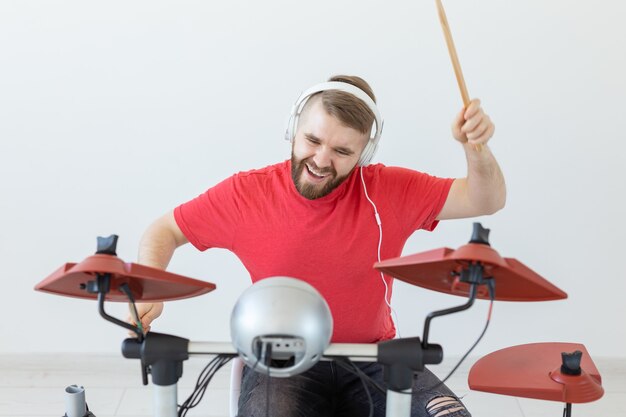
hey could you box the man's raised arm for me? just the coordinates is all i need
[437,98,506,220]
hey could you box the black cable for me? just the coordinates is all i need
[178,355,232,417]
[422,288,495,393]
[563,402,572,417]
[348,360,374,417]
[178,356,227,416]
[184,355,232,415]
[119,283,144,341]
[332,358,386,395]
[263,342,272,417]
[266,368,271,417]
[329,358,380,417]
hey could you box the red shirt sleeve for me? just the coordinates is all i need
[374,165,454,234]
[173,175,242,251]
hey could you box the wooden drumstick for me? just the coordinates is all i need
[436,0,483,152]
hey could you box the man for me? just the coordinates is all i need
[131,75,505,417]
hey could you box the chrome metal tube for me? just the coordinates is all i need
[386,389,412,417]
[153,384,178,417]
[187,341,377,362]
[64,385,86,417]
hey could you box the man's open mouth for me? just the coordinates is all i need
[305,163,329,179]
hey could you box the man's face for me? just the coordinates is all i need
[291,98,369,200]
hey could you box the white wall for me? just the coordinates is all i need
[1,0,624,360]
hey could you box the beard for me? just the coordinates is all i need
[291,154,351,200]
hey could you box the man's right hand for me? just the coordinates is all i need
[127,302,164,336]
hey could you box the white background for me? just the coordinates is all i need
[1,0,624,362]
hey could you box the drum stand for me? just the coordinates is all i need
[37,224,603,417]
[116,277,488,417]
[121,334,423,417]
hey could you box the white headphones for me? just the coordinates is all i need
[284,81,384,166]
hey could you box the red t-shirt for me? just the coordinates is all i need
[174,160,453,343]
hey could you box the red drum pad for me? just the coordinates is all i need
[469,343,603,403]
[374,244,567,302]
[35,254,216,302]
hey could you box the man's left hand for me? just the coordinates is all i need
[451,98,495,147]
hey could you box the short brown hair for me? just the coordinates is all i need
[304,75,376,135]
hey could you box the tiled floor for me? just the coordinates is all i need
[0,354,623,416]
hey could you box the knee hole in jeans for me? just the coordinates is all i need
[426,395,467,417]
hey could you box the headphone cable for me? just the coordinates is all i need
[360,166,402,338]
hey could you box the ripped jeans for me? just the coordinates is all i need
[238,361,471,417]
